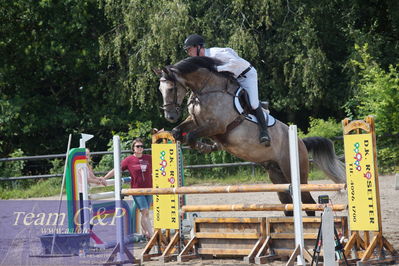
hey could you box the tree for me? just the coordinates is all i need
[0,0,111,157]
[347,44,399,171]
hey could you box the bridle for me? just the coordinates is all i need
[160,69,236,113]
[159,77,186,113]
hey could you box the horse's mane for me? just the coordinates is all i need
[173,56,221,73]
[164,56,235,80]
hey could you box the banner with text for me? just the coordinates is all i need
[344,133,379,231]
[152,144,179,229]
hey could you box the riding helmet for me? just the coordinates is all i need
[183,34,205,49]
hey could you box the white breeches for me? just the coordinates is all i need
[237,67,259,110]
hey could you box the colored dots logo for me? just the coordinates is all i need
[159,151,167,176]
[353,142,362,171]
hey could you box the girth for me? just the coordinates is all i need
[225,115,245,133]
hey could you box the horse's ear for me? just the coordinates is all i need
[161,67,169,75]
[169,67,179,74]
[152,68,162,76]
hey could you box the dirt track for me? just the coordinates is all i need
[0,175,398,265]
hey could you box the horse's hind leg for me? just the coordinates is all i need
[278,145,316,216]
[265,163,294,216]
[280,152,316,216]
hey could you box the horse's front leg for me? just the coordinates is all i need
[171,115,196,142]
[172,116,222,153]
[186,126,222,154]
[193,140,221,154]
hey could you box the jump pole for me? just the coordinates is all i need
[122,183,345,195]
[286,125,306,266]
[181,203,346,212]
[104,136,138,265]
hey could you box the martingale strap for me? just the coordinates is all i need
[225,115,245,133]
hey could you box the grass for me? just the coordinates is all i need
[0,178,62,199]
[184,168,270,186]
[0,175,131,200]
[1,168,329,199]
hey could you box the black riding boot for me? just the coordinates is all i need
[254,106,271,146]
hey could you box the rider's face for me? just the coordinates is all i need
[185,46,198,57]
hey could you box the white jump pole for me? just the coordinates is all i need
[81,168,91,234]
[113,135,125,262]
[79,133,94,236]
[288,125,306,265]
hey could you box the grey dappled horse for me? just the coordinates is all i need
[155,56,345,216]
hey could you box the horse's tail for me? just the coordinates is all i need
[302,137,346,183]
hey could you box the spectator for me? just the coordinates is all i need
[103,138,153,239]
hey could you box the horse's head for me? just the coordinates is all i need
[155,66,187,123]
[155,56,230,123]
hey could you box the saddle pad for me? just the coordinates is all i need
[234,87,276,127]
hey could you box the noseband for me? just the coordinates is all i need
[160,79,184,113]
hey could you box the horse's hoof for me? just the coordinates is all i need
[172,128,182,141]
[211,142,222,151]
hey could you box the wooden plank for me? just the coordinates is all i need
[255,255,282,264]
[195,232,260,239]
[161,230,179,257]
[177,254,199,262]
[269,232,318,239]
[194,217,263,223]
[342,119,370,134]
[122,183,345,196]
[178,236,198,258]
[303,248,313,263]
[182,203,346,212]
[286,245,300,266]
[361,235,379,261]
[158,254,177,263]
[273,248,315,257]
[255,236,271,258]
[243,237,265,264]
[382,236,398,254]
[140,229,162,261]
[267,216,345,223]
[198,248,252,256]
[260,217,266,238]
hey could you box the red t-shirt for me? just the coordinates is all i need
[121,154,152,188]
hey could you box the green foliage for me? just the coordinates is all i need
[94,120,153,173]
[347,44,399,172]
[0,178,61,199]
[182,148,244,179]
[0,149,29,191]
[99,0,190,109]
[0,0,118,157]
[49,159,64,175]
[299,117,343,154]
[300,117,342,139]
[0,149,25,179]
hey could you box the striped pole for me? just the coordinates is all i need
[121,183,345,196]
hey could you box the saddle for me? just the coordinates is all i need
[234,88,276,127]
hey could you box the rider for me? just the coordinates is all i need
[183,34,271,146]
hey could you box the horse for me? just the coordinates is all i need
[155,56,345,216]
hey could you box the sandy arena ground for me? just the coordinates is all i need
[0,175,398,265]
